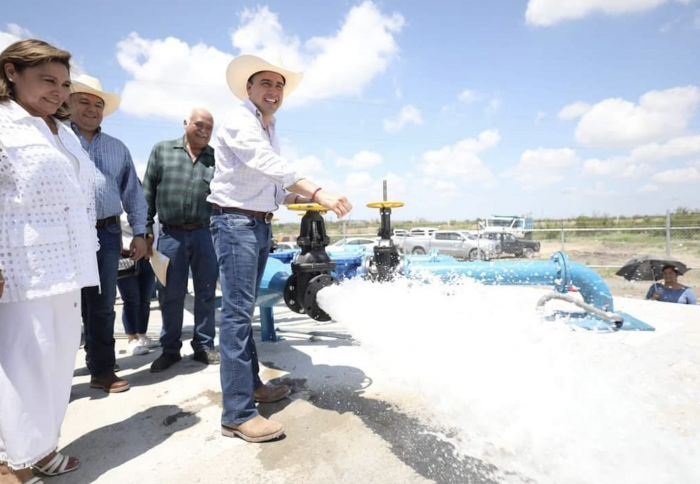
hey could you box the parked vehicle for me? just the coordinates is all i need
[275,234,297,245]
[409,227,439,237]
[478,215,534,239]
[479,232,540,258]
[393,229,409,237]
[397,230,501,260]
[331,237,379,250]
[276,242,296,251]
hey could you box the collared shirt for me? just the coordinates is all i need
[71,123,147,235]
[142,136,215,231]
[207,99,302,212]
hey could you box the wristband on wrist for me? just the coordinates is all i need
[293,195,300,204]
[311,187,322,203]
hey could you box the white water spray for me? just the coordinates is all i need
[317,277,700,484]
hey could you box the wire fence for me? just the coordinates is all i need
[321,214,700,269]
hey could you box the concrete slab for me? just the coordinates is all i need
[56,295,504,484]
[49,281,698,484]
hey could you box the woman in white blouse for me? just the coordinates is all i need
[0,40,100,483]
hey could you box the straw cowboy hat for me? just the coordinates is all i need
[226,55,303,102]
[70,74,121,116]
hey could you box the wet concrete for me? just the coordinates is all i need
[50,303,529,484]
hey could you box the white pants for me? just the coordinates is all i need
[0,290,81,470]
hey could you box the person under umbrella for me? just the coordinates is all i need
[646,264,696,305]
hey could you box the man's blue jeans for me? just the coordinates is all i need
[82,224,121,378]
[156,226,217,355]
[210,211,267,425]
[116,259,156,335]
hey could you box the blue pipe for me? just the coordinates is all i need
[258,249,652,338]
[403,251,614,312]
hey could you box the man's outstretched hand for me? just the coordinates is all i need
[314,190,353,218]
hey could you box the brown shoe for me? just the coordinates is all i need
[254,383,291,403]
[90,373,130,393]
[221,415,284,442]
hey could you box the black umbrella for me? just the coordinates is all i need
[615,255,689,282]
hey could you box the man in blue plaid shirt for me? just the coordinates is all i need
[69,74,148,394]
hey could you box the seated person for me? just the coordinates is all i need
[646,264,697,305]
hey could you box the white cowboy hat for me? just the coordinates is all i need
[70,74,121,116]
[226,55,303,102]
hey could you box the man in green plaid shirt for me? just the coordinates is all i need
[142,108,220,372]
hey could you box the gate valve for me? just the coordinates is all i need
[366,201,404,282]
[283,203,338,321]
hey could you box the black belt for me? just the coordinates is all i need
[212,204,274,223]
[163,223,209,231]
[95,216,119,228]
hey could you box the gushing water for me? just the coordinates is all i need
[317,276,700,484]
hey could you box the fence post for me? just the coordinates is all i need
[560,219,565,252]
[666,210,671,256]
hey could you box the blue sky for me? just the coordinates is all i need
[3,0,700,222]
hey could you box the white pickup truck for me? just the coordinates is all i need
[394,230,501,260]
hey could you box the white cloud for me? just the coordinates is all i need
[573,86,700,148]
[558,102,592,121]
[345,171,374,192]
[420,130,499,185]
[288,155,326,178]
[371,172,407,199]
[117,2,405,119]
[117,34,236,121]
[652,167,700,183]
[525,0,696,27]
[508,147,580,190]
[383,104,423,133]
[485,96,502,117]
[336,150,383,169]
[583,157,653,178]
[458,89,478,103]
[0,23,32,51]
[582,133,700,178]
[629,134,700,162]
[581,181,615,197]
[133,157,148,180]
[640,183,660,192]
[422,179,460,198]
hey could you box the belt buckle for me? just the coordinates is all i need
[264,212,274,224]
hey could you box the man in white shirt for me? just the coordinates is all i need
[207,55,352,443]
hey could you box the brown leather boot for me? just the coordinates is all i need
[90,373,130,393]
[253,383,290,403]
[221,415,284,442]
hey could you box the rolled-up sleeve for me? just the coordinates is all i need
[219,113,300,189]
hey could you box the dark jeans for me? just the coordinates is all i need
[156,226,218,355]
[210,210,267,425]
[117,258,156,335]
[82,224,121,378]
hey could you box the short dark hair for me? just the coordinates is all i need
[0,39,72,120]
[661,264,679,275]
[247,70,287,87]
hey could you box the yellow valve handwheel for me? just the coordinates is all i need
[288,203,327,213]
[367,201,405,209]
